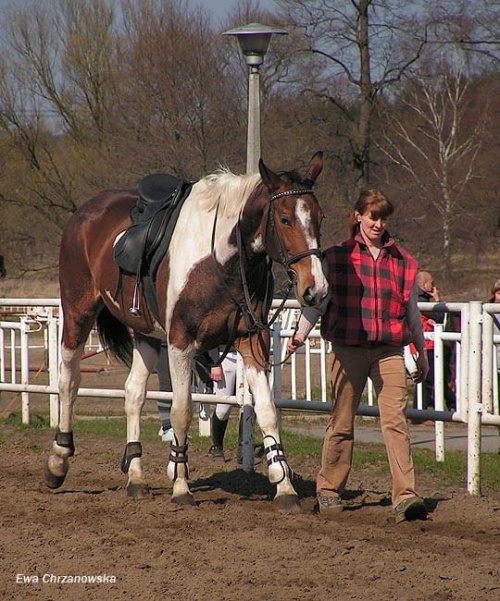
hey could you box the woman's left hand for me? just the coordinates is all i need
[414,353,430,384]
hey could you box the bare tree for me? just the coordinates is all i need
[274,0,428,197]
[424,0,500,69]
[380,68,487,278]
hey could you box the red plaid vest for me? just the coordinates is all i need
[320,234,418,347]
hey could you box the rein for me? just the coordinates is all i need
[210,187,322,369]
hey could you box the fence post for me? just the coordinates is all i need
[433,323,445,461]
[467,301,482,496]
[48,309,60,427]
[234,354,255,473]
[481,307,494,414]
[459,303,470,423]
[0,327,4,382]
[20,317,30,425]
[320,338,327,403]
[272,321,282,399]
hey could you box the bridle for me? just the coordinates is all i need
[210,186,323,368]
[266,188,323,276]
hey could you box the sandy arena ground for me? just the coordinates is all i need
[0,417,499,601]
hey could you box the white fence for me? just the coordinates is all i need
[1,298,499,495]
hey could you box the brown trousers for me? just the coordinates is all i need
[317,343,417,507]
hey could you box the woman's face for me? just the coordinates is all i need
[355,210,387,245]
[493,289,500,303]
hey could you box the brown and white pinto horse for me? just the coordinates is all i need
[45,152,328,511]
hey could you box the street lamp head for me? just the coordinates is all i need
[223,22,288,68]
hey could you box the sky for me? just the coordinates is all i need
[0,1,280,27]
[185,0,278,25]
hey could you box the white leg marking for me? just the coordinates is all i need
[167,346,194,496]
[124,340,157,487]
[46,343,84,484]
[295,200,328,302]
[244,366,297,496]
[58,343,84,434]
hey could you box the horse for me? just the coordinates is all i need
[44,151,328,512]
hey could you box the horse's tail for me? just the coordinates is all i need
[96,306,134,367]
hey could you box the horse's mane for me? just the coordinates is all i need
[194,169,262,219]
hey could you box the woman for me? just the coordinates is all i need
[287,187,429,523]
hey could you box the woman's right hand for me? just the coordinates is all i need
[211,365,223,382]
[287,332,306,354]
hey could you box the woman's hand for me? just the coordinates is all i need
[287,332,306,354]
[211,365,223,382]
[414,352,430,384]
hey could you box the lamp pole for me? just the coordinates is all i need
[223,23,287,174]
[222,23,288,472]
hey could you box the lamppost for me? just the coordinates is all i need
[223,22,288,174]
[222,23,288,473]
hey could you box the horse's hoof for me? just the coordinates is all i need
[274,494,302,513]
[43,464,66,489]
[171,493,197,507]
[126,483,150,499]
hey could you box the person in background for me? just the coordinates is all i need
[488,279,500,391]
[209,349,238,462]
[412,271,456,415]
[157,343,218,442]
[287,186,429,524]
[0,255,6,279]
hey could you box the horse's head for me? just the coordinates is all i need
[258,151,328,307]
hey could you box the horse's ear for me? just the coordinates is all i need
[259,158,284,192]
[304,151,323,186]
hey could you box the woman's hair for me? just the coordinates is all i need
[348,187,394,238]
[489,279,500,302]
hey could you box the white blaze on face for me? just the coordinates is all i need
[295,198,328,300]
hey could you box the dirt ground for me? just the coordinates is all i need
[1,420,499,601]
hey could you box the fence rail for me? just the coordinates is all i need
[1,298,499,496]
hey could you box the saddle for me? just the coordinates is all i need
[113,173,192,326]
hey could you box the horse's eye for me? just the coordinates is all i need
[279,216,291,226]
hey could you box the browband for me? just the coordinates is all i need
[269,189,314,202]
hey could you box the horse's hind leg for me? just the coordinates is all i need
[44,340,86,489]
[237,338,301,513]
[121,336,159,499]
[166,345,196,506]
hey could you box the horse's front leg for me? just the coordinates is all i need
[121,340,157,499]
[236,336,301,513]
[167,345,196,506]
[44,343,83,489]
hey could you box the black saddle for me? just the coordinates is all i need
[114,173,189,277]
[137,173,183,212]
[113,173,192,325]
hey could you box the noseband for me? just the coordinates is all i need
[267,188,323,274]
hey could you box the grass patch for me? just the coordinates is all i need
[2,412,49,429]
[2,413,499,491]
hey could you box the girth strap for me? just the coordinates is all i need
[121,441,143,474]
